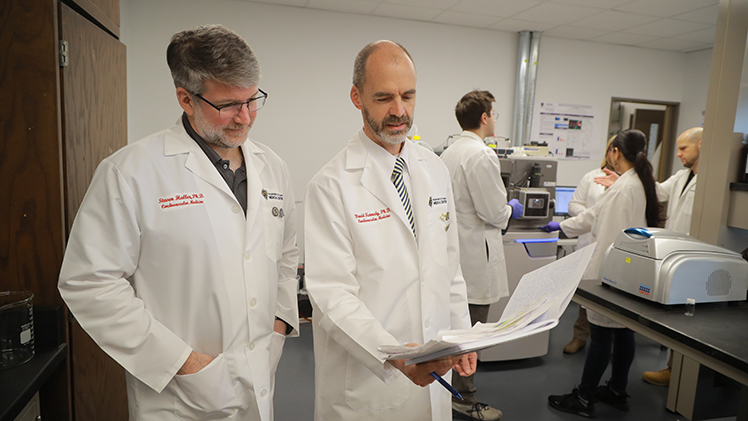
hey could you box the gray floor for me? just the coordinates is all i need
[274,302,735,420]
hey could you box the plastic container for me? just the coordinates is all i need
[0,291,35,369]
[684,298,695,317]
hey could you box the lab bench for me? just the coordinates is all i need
[574,280,748,421]
[0,344,67,421]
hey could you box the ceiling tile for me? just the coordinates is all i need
[550,0,635,9]
[384,0,462,9]
[543,25,608,40]
[489,18,559,32]
[624,18,711,37]
[449,0,541,18]
[306,0,379,14]
[511,2,605,24]
[591,31,658,45]
[672,4,719,24]
[431,10,503,27]
[673,27,716,44]
[372,2,444,20]
[568,10,659,31]
[637,37,706,52]
[614,0,719,18]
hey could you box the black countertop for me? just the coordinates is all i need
[575,280,748,377]
[0,343,67,421]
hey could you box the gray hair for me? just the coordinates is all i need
[352,40,414,90]
[167,25,260,94]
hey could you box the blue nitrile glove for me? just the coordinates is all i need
[508,198,523,220]
[538,221,561,233]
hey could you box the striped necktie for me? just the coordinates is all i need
[392,157,416,237]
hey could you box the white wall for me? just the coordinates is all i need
[529,37,694,186]
[121,0,714,255]
[122,0,517,203]
[673,48,713,172]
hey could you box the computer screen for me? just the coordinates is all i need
[554,186,576,216]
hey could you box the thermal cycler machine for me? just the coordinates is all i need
[599,228,748,305]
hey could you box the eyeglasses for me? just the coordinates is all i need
[491,109,500,120]
[193,88,268,119]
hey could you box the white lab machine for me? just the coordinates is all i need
[599,228,748,304]
[479,155,558,362]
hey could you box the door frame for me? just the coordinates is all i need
[609,97,680,181]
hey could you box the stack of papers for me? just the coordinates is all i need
[379,243,596,365]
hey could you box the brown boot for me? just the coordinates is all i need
[563,338,586,354]
[642,367,671,386]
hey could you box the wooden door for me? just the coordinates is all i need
[1,1,72,418]
[59,3,129,420]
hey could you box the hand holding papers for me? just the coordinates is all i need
[380,243,596,365]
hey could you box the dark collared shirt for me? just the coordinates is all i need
[181,115,292,334]
[182,113,247,215]
[681,170,695,196]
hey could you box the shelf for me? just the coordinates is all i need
[728,183,748,229]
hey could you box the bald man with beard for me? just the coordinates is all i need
[643,127,702,386]
[304,40,475,421]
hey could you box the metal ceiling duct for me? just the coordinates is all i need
[512,31,542,147]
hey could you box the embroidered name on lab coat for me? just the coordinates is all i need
[430,196,448,206]
[262,189,284,201]
[354,208,392,224]
[158,193,205,210]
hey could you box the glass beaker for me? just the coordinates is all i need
[0,291,35,369]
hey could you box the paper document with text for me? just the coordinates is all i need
[379,243,596,365]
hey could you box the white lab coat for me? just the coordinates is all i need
[304,130,471,421]
[560,169,647,328]
[657,169,696,234]
[568,169,606,249]
[58,123,299,421]
[440,131,511,304]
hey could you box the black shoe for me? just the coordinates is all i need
[548,388,596,418]
[452,401,503,420]
[596,382,629,411]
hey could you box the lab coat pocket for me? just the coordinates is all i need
[344,354,410,410]
[268,331,286,375]
[172,354,241,420]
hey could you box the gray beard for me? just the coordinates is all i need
[364,108,410,146]
[193,105,247,149]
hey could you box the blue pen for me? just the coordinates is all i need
[430,371,463,400]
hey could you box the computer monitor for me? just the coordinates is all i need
[554,186,576,217]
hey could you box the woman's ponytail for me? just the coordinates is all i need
[633,150,661,227]
[610,129,662,227]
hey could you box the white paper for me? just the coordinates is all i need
[380,243,596,363]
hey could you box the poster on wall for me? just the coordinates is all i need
[533,102,599,160]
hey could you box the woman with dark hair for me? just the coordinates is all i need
[540,129,661,417]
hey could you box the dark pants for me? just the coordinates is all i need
[578,323,636,400]
[451,304,490,404]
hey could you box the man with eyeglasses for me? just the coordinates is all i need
[59,25,299,421]
[439,90,522,420]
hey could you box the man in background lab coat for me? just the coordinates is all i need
[58,25,299,420]
[440,90,523,421]
[304,40,475,421]
[642,126,702,386]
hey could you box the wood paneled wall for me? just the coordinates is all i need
[60,4,129,419]
[0,0,66,306]
[1,0,127,419]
